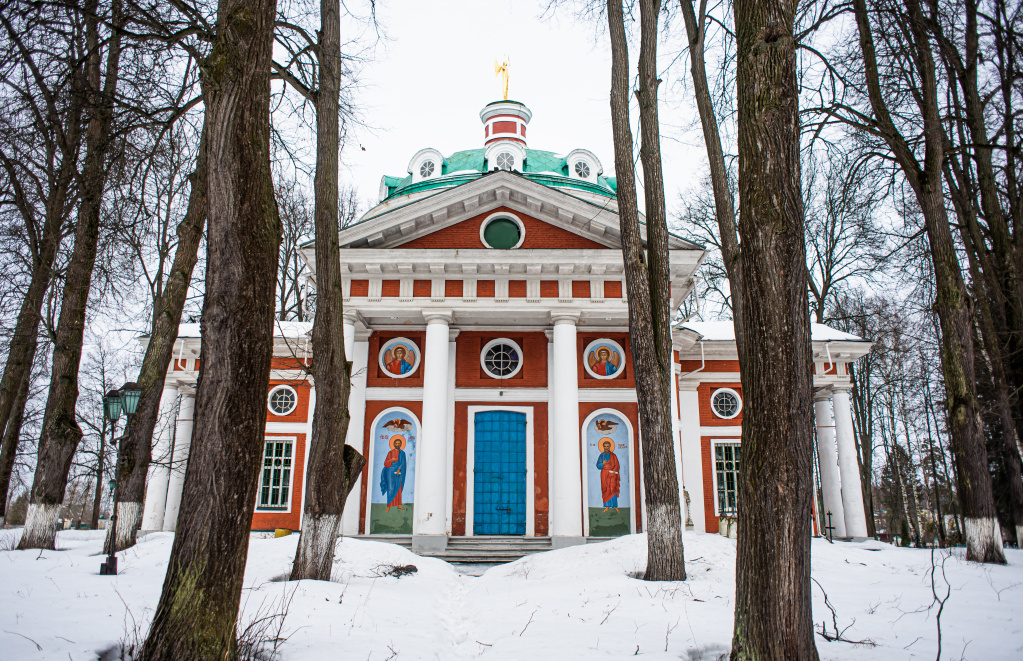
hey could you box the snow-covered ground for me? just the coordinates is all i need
[1,529,1021,660]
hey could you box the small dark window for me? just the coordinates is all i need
[419,160,435,178]
[711,389,741,419]
[483,342,520,378]
[574,161,591,178]
[483,218,521,249]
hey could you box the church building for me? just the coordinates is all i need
[139,100,873,551]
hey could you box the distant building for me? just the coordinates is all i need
[140,100,873,549]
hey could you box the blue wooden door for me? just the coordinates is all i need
[473,411,527,535]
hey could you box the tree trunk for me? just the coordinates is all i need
[290,0,363,581]
[138,0,281,653]
[678,0,744,347]
[113,125,208,551]
[19,0,124,551]
[0,368,31,526]
[730,0,818,657]
[606,0,686,582]
[851,0,1005,564]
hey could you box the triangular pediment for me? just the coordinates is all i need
[335,171,701,251]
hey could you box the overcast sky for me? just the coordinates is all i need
[336,0,708,214]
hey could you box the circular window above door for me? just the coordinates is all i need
[480,339,524,379]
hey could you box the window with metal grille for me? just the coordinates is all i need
[711,388,741,419]
[574,160,591,178]
[268,385,297,416]
[419,160,435,178]
[481,339,522,378]
[715,442,741,515]
[258,439,293,510]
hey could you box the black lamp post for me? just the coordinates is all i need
[100,382,142,576]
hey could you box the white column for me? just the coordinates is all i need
[413,311,452,551]
[815,392,847,538]
[678,382,705,532]
[341,330,369,536]
[141,387,179,530]
[550,312,583,544]
[343,317,356,358]
[834,386,868,537]
[162,392,195,531]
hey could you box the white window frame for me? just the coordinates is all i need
[710,387,742,420]
[465,405,535,537]
[711,439,742,516]
[479,211,526,250]
[582,338,627,380]
[480,338,525,379]
[256,435,297,511]
[378,337,421,379]
[267,385,298,416]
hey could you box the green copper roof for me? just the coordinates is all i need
[380,148,617,201]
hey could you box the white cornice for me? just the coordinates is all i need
[334,171,703,253]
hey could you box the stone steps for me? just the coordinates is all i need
[349,535,553,564]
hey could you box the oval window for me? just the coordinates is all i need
[482,217,522,249]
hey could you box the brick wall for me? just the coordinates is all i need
[697,382,743,426]
[395,206,608,250]
[455,331,548,388]
[367,332,427,388]
[265,380,311,424]
[577,333,635,389]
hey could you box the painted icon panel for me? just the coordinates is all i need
[585,411,631,537]
[379,337,420,378]
[369,408,418,534]
[583,339,625,379]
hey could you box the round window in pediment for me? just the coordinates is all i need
[574,160,591,178]
[419,160,435,178]
[496,152,515,171]
[481,215,524,250]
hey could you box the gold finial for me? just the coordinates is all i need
[494,57,510,100]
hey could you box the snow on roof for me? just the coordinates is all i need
[176,321,312,339]
[680,321,866,342]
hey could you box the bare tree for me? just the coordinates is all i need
[139,0,281,653]
[0,1,88,521]
[606,0,686,582]
[20,0,127,550]
[843,0,1005,563]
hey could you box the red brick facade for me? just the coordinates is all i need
[395,206,607,250]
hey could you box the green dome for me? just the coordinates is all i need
[380,148,617,202]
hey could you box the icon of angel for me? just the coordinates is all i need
[384,343,416,376]
[588,345,621,377]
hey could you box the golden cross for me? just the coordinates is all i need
[494,57,510,100]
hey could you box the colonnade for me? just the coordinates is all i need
[815,386,869,538]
